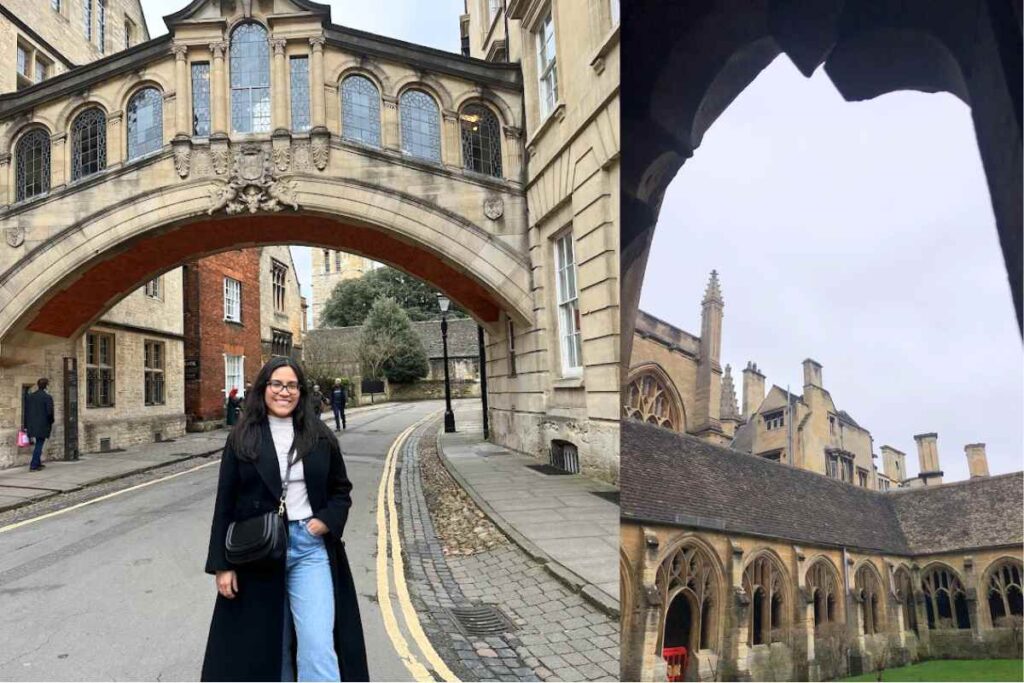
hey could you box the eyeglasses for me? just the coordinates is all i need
[268,380,300,394]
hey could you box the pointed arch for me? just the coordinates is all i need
[805,555,843,628]
[920,562,970,630]
[742,549,790,646]
[624,362,686,432]
[654,534,726,655]
[893,564,918,633]
[854,560,886,635]
[981,556,1023,628]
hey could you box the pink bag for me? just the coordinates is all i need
[17,430,31,448]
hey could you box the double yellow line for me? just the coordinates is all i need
[375,412,460,683]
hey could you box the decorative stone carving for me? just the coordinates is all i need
[207,144,299,215]
[310,132,329,171]
[291,140,312,171]
[172,139,192,178]
[483,197,504,220]
[5,226,25,248]
[211,148,231,176]
[272,146,291,172]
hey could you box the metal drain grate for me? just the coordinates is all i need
[527,464,574,476]
[445,604,515,636]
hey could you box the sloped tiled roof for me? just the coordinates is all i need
[622,421,1023,557]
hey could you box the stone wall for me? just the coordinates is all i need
[258,245,305,364]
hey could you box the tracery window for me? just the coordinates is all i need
[922,565,971,630]
[743,554,787,645]
[340,75,381,147]
[894,566,918,633]
[71,108,107,181]
[460,104,502,177]
[230,23,271,134]
[806,559,840,628]
[624,371,680,431]
[15,128,51,202]
[126,87,163,160]
[986,559,1023,626]
[855,564,884,635]
[657,543,719,652]
[399,89,441,162]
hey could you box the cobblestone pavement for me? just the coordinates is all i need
[398,420,620,682]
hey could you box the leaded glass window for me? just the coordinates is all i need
[399,89,441,162]
[289,56,310,132]
[191,62,211,136]
[230,23,270,134]
[15,128,51,202]
[71,108,107,181]
[127,88,163,160]
[460,104,502,177]
[341,75,381,146]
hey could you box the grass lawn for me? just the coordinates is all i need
[842,659,1024,681]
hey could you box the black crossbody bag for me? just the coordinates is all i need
[224,443,298,565]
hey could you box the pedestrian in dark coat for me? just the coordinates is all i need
[330,380,347,432]
[24,378,54,471]
[225,387,241,426]
[202,357,368,682]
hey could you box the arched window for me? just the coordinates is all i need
[15,128,50,202]
[922,565,970,630]
[230,23,270,133]
[624,370,682,431]
[855,564,885,635]
[460,104,502,177]
[126,87,163,159]
[894,566,918,633]
[399,89,441,162]
[340,75,381,147]
[743,554,787,645]
[657,542,720,652]
[71,107,107,181]
[986,559,1023,626]
[806,559,841,629]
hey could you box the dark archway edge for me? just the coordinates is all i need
[23,212,503,339]
[621,0,1023,371]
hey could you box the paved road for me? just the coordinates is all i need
[0,400,445,682]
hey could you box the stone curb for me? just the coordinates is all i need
[432,429,621,619]
[0,402,394,515]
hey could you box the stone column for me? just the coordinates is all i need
[172,43,190,137]
[442,110,459,167]
[51,133,66,188]
[0,152,10,205]
[209,42,228,136]
[309,37,326,129]
[382,95,400,151]
[963,557,984,640]
[270,38,288,133]
[107,112,123,165]
[502,125,523,183]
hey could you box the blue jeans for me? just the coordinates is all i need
[30,437,45,469]
[281,519,340,682]
[332,405,345,430]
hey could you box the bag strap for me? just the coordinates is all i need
[277,441,298,518]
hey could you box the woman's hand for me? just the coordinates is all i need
[306,518,330,537]
[215,570,238,599]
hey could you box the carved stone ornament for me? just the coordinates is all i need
[173,142,191,178]
[310,135,329,171]
[211,148,231,176]
[483,197,504,220]
[5,226,25,248]
[208,145,299,215]
[272,146,291,173]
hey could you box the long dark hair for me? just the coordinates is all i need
[228,356,327,462]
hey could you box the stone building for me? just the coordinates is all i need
[463,0,621,480]
[621,422,1024,681]
[309,247,376,327]
[258,244,304,364]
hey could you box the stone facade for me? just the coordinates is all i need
[467,0,621,482]
[0,0,149,94]
[182,249,263,430]
[621,421,1024,682]
[258,244,304,364]
[309,247,376,327]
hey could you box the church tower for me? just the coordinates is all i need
[310,249,377,327]
[693,270,727,443]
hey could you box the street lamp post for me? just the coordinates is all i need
[437,294,456,433]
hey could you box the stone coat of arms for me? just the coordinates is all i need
[208,145,299,215]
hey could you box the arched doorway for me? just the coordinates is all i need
[664,591,696,651]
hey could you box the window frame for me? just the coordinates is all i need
[223,276,242,323]
[224,354,245,399]
[85,331,115,408]
[143,339,165,406]
[535,10,558,119]
[460,103,503,178]
[15,127,51,203]
[97,0,106,53]
[271,259,288,312]
[340,74,382,147]
[70,107,107,182]
[191,61,212,136]
[144,277,161,299]
[126,87,164,160]
[506,317,517,378]
[399,89,442,163]
[229,22,271,134]
[553,230,582,377]
[289,55,311,133]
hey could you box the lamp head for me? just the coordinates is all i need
[436,293,451,314]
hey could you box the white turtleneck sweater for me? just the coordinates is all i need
[267,414,313,521]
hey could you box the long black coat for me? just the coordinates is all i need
[24,389,54,439]
[201,422,368,682]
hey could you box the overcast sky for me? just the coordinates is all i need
[141,0,464,319]
[639,56,1023,483]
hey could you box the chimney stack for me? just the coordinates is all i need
[965,443,989,478]
[880,445,907,483]
[802,358,823,388]
[742,361,765,420]
[914,433,944,485]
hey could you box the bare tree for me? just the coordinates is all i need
[814,623,855,680]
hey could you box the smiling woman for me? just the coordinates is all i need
[201,356,367,682]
